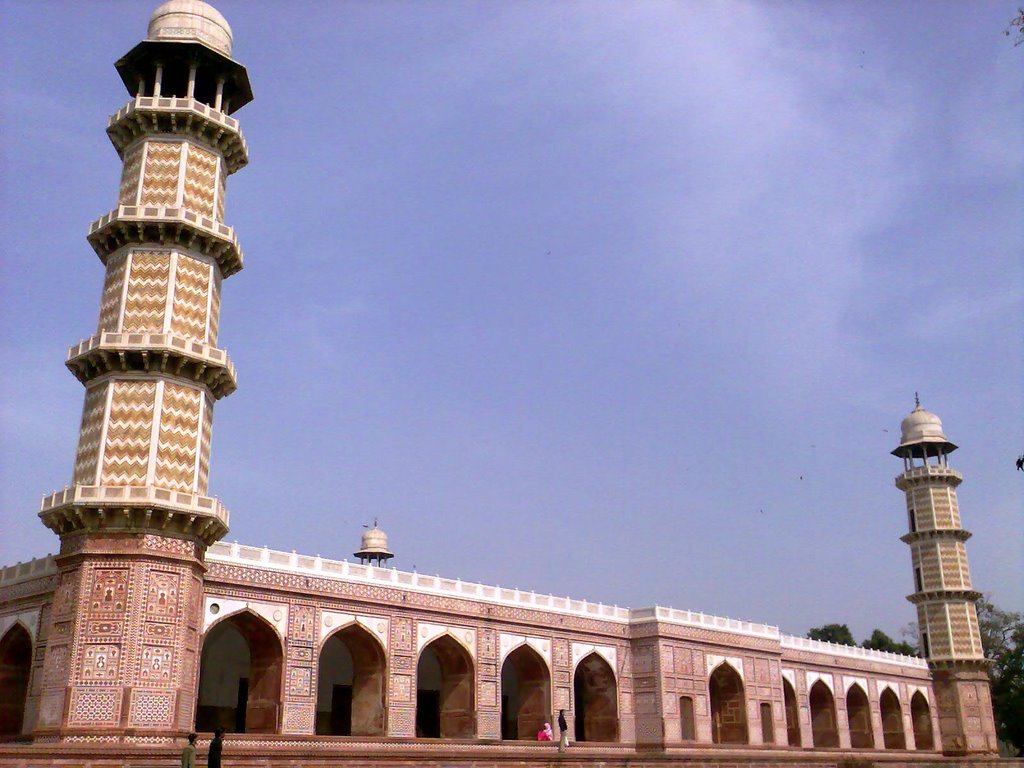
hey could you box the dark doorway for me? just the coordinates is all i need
[880,688,905,749]
[500,645,551,740]
[783,678,801,747]
[573,653,618,742]
[709,663,747,744]
[809,681,839,748]
[316,625,386,736]
[846,684,873,749]
[416,635,475,738]
[679,696,696,741]
[0,624,31,736]
[910,692,934,750]
[196,612,283,734]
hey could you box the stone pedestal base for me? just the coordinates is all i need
[931,667,998,755]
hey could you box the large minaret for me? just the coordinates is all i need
[33,1,251,740]
[892,399,997,754]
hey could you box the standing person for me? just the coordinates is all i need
[208,727,225,768]
[181,733,197,768]
[557,709,569,752]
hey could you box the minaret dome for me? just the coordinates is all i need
[148,0,233,55]
[355,520,394,567]
[892,399,957,459]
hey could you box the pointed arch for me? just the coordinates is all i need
[416,634,475,738]
[783,677,801,746]
[196,609,283,733]
[0,624,32,735]
[316,623,386,735]
[500,644,551,740]
[809,680,839,748]
[846,683,873,749]
[573,652,618,742]
[910,692,934,751]
[709,661,747,744]
[880,687,905,749]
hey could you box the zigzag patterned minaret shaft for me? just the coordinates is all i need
[892,399,998,754]
[30,1,255,740]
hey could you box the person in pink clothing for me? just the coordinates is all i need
[537,722,554,741]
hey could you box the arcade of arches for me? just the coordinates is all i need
[573,653,618,742]
[416,635,475,738]
[500,645,550,740]
[316,625,386,736]
[196,612,283,734]
[809,681,839,748]
[0,624,32,736]
[709,663,747,745]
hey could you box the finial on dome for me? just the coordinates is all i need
[914,391,920,408]
[891,400,957,459]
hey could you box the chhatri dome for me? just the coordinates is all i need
[892,394,957,458]
[147,0,233,56]
[354,520,394,567]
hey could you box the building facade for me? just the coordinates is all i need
[0,1,1002,764]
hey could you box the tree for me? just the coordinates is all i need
[976,598,1024,755]
[862,628,917,656]
[807,624,856,646]
[1006,8,1024,47]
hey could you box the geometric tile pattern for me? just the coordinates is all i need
[197,392,214,494]
[139,141,182,208]
[72,383,108,486]
[122,251,170,334]
[154,382,202,493]
[100,380,156,486]
[207,268,223,344]
[170,254,211,342]
[96,252,128,333]
[118,143,145,206]
[183,144,218,219]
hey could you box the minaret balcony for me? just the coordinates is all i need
[88,204,243,277]
[894,463,963,489]
[108,96,248,174]
[39,484,229,545]
[66,332,237,398]
[900,528,972,545]
[906,588,982,605]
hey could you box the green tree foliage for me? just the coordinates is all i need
[976,598,1024,755]
[807,624,856,645]
[862,628,917,656]
[1006,8,1024,46]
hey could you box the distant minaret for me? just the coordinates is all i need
[33,0,251,740]
[892,398,997,754]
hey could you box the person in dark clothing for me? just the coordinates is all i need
[208,727,225,768]
[557,709,569,752]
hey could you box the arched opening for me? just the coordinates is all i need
[783,678,801,747]
[880,688,905,749]
[910,692,934,751]
[196,611,283,733]
[500,645,550,740]
[809,681,838,748]
[679,696,696,741]
[0,624,32,736]
[846,684,873,749]
[416,635,475,738]
[573,652,618,742]
[316,625,386,736]
[709,663,747,744]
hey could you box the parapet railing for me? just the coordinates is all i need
[0,556,57,586]
[207,541,632,623]
[110,95,243,137]
[40,485,229,527]
[780,633,927,668]
[631,605,780,640]
[89,204,237,244]
[67,332,236,379]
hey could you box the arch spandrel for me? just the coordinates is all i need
[706,655,744,682]
[877,680,900,702]
[203,598,287,641]
[571,642,616,677]
[843,675,868,695]
[499,632,551,671]
[417,622,476,659]
[805,670,834,694]
[0,610,41,644]
[320,611,389,652]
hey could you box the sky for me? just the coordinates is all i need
[1,1,1021,645]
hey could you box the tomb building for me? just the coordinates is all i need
[0,2,1003,765]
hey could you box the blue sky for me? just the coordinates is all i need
[1,1,1021,643]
